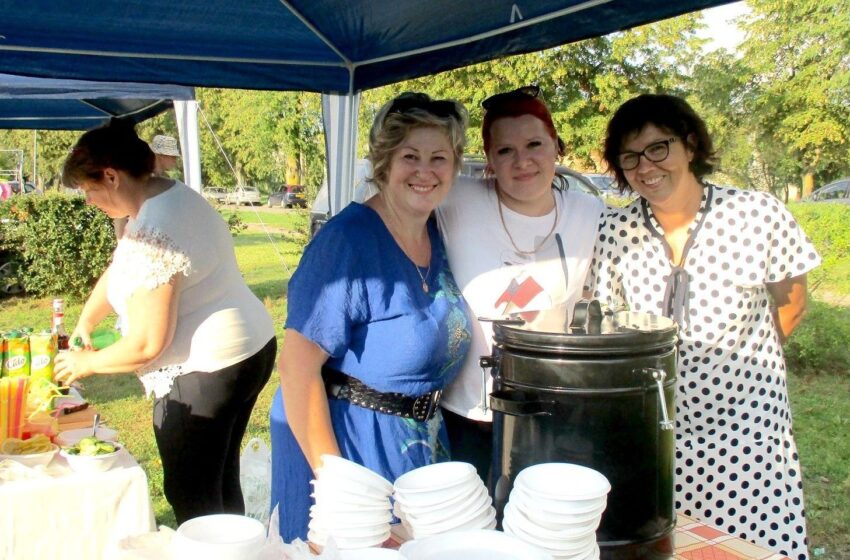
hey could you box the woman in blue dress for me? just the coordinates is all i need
[269,92,472,541]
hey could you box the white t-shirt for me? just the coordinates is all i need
[436,176,604,421]
[107,181,275,397]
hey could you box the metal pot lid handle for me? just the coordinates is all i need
[489,390,556,417]
[569,299,603,334]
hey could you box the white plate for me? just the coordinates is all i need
[399,529,553,560]
[515,463,610,501]
[339,549,404,559]
[0,443,58,468]
[320,455,394,494]
[394,462,476,494]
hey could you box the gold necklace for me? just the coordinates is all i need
[380,204,432,293]
[497,188,559,255]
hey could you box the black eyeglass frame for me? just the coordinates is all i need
[481,85,541,110]
[386,93,462,121]
[617,137,678,171]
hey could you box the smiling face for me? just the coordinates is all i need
[621,124,698,208]
[486,114,558,216]
[383,126,455,221]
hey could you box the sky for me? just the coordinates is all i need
[699,1,750,53]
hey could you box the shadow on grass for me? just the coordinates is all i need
[79,372,144,404]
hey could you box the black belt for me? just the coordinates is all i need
[322,366,442,422]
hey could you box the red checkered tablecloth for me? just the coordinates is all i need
[674,513,791,560]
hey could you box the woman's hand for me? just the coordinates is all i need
[69,324,94,350]
[54,350,97,385]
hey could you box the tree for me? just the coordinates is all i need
[741,0,850,193]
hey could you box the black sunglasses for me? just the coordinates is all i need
[617,137,677,171]
[387,93,461,120]
[481,85,541,110]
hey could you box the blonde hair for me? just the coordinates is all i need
[368,93,468,189]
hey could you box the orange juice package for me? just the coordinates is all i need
[0,376,30,442]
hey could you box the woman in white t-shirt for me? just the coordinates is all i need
[436,86,604,479]
[54,119,276,525]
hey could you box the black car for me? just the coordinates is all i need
[268,185,307,208]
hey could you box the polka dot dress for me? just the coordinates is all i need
[588,185,821,560]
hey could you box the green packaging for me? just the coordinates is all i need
[29,331,57,383]
[3,331,30,378]
[0,332,7,377]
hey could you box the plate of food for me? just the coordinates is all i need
[0,434,59,468]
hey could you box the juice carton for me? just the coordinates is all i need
[2,332,30,378]
[0,332,6,377]
[29,331,57,383]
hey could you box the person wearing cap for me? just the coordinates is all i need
[113,134,181,239]
[435,85,605,481]
[151,134,181,177]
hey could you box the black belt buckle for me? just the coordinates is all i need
[412,389,442,421]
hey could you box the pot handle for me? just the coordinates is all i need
[641,368,675,431]
[569,299,603,334]
[489,389,556,417]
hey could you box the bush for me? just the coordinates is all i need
[785,301,850,376]
[788,202,850,296]
[0,193,115,299]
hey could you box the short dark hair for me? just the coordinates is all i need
[603,94,716,192]
[62,118,155,188]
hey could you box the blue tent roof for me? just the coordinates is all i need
[0,73,195,130]
[0,0,734,94]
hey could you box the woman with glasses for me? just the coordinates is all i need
[436,85,604,480]
[269,92,472,541]
[588,93,819,560]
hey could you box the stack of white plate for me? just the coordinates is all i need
[502,463,610,560]
[308,455,394,549]
[393,462,496,539]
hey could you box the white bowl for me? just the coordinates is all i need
[510,487,607,517]
[515,463,610,502]
[403,484,492,528]
[394,462,476,494]
[55,426,118,447]
[308,517,390,539]
[411,506,496,538]
[312,478,392,504]
[504,502,598,541]
[339,549,404,559]
[59,444,123,473]
[399,529,553,560]
[502,514,596,553]
[309,527,391,549]
[311,505,393,527]
[320,455,394,494]
[0,443,59,468]
[172,514,265,560]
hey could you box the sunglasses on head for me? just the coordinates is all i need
[481,85,541,110]
[387,93,461,120]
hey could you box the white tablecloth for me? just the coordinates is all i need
[0,450,155,560]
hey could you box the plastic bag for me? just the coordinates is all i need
[240,437,272,526]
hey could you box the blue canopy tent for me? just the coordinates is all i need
[0,0,734,212]
[0,73,202,190]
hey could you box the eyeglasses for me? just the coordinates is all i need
[617,137,677,170]
[481,85,540,110]
[387,93,462,120]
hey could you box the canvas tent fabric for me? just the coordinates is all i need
[0,73,202,192]
[0,0,734,209]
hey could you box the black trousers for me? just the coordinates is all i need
[153,337,277,525]
[443,407,494,486]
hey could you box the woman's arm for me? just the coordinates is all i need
[278,328,341,472]
[71,266,115,347]
[766,274,808,343]
[54,274,181,383]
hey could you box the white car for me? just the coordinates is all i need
[224,187,261,206]
[202,186,227,203]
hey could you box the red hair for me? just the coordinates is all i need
[482,96,563,156]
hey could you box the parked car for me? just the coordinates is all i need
[202,186,227,203]
[224,186,261,206]
[268,185,308,208]
[807,178,850,204]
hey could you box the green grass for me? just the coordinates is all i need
[232,208,308,229]
[2,217,849,558]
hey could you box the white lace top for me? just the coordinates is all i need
[107,182,275,398]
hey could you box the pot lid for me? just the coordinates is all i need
[492,301,678,354]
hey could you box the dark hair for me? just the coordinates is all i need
[62,118,155,188]
[603,94,716,192]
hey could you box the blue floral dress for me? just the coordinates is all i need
[270,203,471,542]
